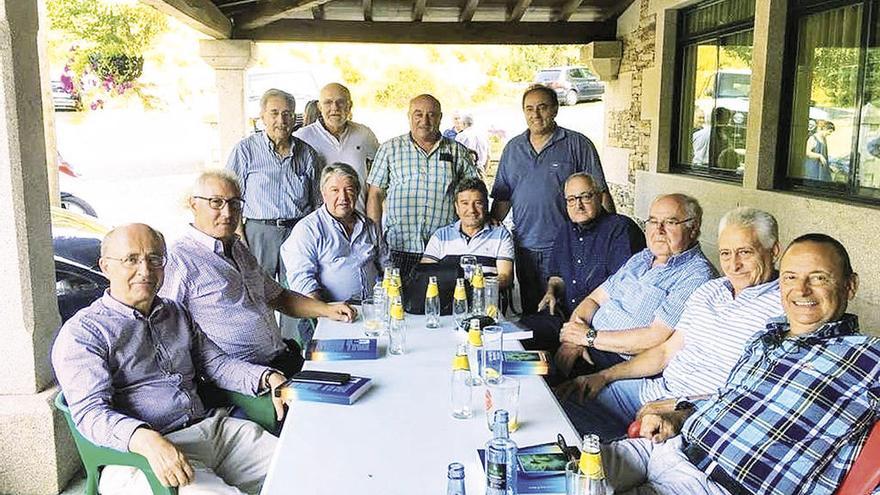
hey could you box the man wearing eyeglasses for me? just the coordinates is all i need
[52,223,285,494]
[160,171,356,377]
[520,172,644,354]
[490,84,615,315]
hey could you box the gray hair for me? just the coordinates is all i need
[461,113,474,127]
[563,172,603,192]
[320,162,361,195]
[184,170,241,208]
[718,207,779,250]
[260,88,296,113]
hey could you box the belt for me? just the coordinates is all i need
[683,442,751,495]
[247,218,299,228]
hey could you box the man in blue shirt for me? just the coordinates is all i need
[521,172,644,353]
[490,84,614,314]
[603,234,878,495]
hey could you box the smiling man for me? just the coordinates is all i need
[557,207,783,439]
[490,84,615,315]
[282,162,389,305]
[366,94,478,277]
[420,177,514,288]
[161,171,356,377]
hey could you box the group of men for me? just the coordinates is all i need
[49,79,879,495]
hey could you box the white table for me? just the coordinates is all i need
[261,315,578,494]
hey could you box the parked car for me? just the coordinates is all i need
[57,153,98,217]
[534,66,605,106]
[246,69,320,132]
[51,80,80,112]
[52,207,109,323]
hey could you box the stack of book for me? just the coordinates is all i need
[277,376,373,405]
[305,338,380,361]
[482,350,551,376]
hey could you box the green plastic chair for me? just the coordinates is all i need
[54,392,177,495]
[223,389,280,433]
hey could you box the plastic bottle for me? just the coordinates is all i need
[450,343,473,419]
[453,277,469,328]
[578,434,612,495]
[447,462,466,495]
[466,319,483,386]
[485,410,518,495]
[425,275,441,329]
[471,266,485,317]
[388,285,405,355]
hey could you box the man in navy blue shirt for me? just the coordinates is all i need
[490,85,614,314]
[521,172,643,354]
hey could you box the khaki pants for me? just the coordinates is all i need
[99,409,277,495]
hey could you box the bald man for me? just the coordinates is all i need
[52,224,285,494]
[294,83,380,212]
[366,94,479,276]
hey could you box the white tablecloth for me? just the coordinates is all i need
[260,315,577,494]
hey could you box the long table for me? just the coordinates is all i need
[261,315,579,494]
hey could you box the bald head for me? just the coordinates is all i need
[101,224,165,257]
[99,223,166,314]
[319,83,353,135]
[408,94,442,145]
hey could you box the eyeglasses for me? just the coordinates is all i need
[193,196,245,211]
[646,217,694,229]
[103,254,167,268]
[564,191,599,206]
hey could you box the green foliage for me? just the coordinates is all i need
[503,46,581,82]
[336,56,365,86]
[812,47,861,107]
[373,67,438,107]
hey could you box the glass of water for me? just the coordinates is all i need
[361,298,382,337]
[481,325,504,382]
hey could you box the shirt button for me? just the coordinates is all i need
[571,299,576,304]
[572,280,577,284]
[579,238,583,242]
[577,259,582,264]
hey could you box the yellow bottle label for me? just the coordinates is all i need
[579,452,605,480]
[452,355,469,371]
[387,285,400,298]
[486,304,498,318]
[468,328,483,346]
[382,277,390,289]
[453,285,467,300]
[390,303,404,320]
[426,283,439,298]
[472,273,485,289]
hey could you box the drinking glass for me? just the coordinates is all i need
[484,276,501,321]
[481,325,504,382]
[361,298,382,337]
[389,320,406,355]
[485,377,520,432]
[565,461,590,495]
[460,255,478,282]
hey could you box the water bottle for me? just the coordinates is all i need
[451,343,474,419]
[388,287,406,355]
[425,275,441,329]
[382,267,393,330]
[372,278,386,330]
[453,278,469,328]
[391,267,402,290]
[471,266,485,317]
[447,462,466,495]
[467,319,483,386]
[485,410,518,495]
[578,434,612,495]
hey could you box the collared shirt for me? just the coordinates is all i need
[422,220,514,275]
[490,126,608,250]
[293,120,380,212]
[546,212,646,315]
[160,225,287,365]
[640,277,783,402]
[367,134,479,253]
[226,131,323,220]
[280,206,389,302]
[51,292,268,452]
[455,126,490,171]
[593,244,717,339]
[681,314,880,495]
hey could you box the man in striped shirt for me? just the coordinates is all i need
[366,94,479,277]
[559,207,783,439]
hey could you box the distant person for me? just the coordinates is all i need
[804,119,835,181]
[294,83,380,212]
[490,84,614,315]
[301,99,320,128]
[366,94,479,277]
[442,110,463,139]
[691,109,710,166]
[455,113,490,172]
[709,107,739,169]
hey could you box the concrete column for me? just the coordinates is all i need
[199,39,253,164]
[0,0,78,493]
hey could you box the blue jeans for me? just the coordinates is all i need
[515,246,553,315]
[562,378,644,441]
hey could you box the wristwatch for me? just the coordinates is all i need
[674,397,696,411]
[584,326,597,348]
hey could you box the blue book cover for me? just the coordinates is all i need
[278,375,372,405]
[482,350,551,376]
[306,338,379,361]
[477,442,566,494]
[499,321,534,340]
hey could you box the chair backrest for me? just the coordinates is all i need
[836,421,880,495]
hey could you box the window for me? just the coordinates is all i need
[781,0,880,203]
[672,0,755,180]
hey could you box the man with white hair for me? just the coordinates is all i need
[294,83,380,211]
[454,113,490,172]
[559,207,783,439]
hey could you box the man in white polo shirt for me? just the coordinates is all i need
[421,177,514,288]
[294,82,380,211]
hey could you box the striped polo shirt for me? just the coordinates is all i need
[640,277,783,402]
[422,220,514,275]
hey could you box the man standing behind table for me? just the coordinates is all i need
[366,94,479,277]
[294,83,380,212]
[490,84,615,315]
[161,171,356,375]
[454,113,490,173]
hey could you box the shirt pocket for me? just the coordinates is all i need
[617,276,667,325]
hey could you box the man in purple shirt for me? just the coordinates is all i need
[52,224,287,494]
[161,171,357,376]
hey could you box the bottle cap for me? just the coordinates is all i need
[447,462,465,480]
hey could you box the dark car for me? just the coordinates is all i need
[52,213,109,323]
[534,66,605,106]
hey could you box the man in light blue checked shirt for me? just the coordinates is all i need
[366,94,479,277]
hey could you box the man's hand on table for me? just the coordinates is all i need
[323,302,357,322]
[129,427,194,487]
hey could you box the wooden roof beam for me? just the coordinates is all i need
[235,19,617,44]
[234,0,336,30]
[554,0,584,21]
[506,0,531,21]
[412,0,427,21]
[140,0,232,39]
[459,0,480,22]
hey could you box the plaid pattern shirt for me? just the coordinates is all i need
[681,314,880,495]
[367,133,478,253]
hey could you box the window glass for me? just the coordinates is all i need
[681,0,755,37]
[856,13,880,199]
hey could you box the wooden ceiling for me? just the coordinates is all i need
[142,0,630,43]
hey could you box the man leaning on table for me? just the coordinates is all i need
[599,233,879,495]
[52,224,286,494]
[160,171,356,376]
[558,207,783,439]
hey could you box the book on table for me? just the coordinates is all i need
[305,338,379,361]
[477,442,567,494]
[482,350,551,376]
[277,375,372,405]
[498,320,534,340]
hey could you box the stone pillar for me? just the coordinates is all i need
[199,39,253,165]
[0,0,79,493]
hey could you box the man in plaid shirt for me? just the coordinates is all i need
[366,94,478,277]
[599,233,879,495]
